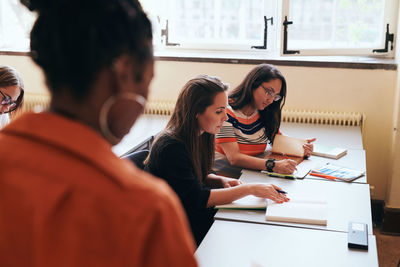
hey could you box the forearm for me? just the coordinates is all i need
[226,153,267,171]
[205,174,223,188]
[207,184,250,207]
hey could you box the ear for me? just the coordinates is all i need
[112,54,134,94]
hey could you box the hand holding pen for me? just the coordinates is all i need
[249,183,290,203]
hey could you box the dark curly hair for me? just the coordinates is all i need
[20,0,153,100]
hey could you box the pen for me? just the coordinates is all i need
[261,171,296,180]
[309,172,337,180]
[276,189,287,194]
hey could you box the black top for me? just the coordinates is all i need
[145,134,216,246]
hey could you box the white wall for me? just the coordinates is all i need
[1,55,397,201]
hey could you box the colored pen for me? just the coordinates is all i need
[309,172,337,180]
[261,171,296,180]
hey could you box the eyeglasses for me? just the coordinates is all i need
[0,89,21,113]
[260,84,282,102]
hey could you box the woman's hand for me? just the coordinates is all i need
[303,138,316,158]
[249,183,290,203]
[273,159,297,174]
[220,177,243,188]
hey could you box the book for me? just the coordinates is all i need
[312,144,347,159]
[271,135,306,158]
[265,198,328,226]
[215,195,266,210]
[311,163,365,182]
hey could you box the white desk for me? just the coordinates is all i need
[280,122,363,150]
[215,170,373,234]
[196,220,378,267]
[112,114,169,156]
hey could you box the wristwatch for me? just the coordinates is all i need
[265,158,275,172]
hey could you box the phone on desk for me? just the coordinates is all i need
[348,222,368,250]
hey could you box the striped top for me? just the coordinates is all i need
[215,106,268,156]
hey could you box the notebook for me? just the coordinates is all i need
[271,135,306,158]
[312,144,347,159]
[265,197,328,226]
[215,195,266,210]
[311,163,365,182]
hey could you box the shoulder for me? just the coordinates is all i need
[151,134,188,156]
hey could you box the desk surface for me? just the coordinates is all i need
[280,122,363,150]
[195,220,378,267]
[215,170,373,234]
[112,114,170,156]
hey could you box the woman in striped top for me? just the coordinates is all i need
[215,64,315,177]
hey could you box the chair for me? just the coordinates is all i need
[123,149,149,170]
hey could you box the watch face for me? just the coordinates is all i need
[267,161,274,168]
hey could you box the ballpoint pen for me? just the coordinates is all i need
[261,171,296,179]
[276,189,287,194]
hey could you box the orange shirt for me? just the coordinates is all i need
[0,112,197,267]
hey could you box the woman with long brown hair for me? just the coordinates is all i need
[145,75,289,246]
[215,64,315,177]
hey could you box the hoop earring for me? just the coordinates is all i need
[99,92,147,144]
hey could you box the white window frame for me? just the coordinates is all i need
[280,0,398,57]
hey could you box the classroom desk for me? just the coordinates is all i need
[280,122,363,150]
[195,220,378,267]
[215,169,373,234]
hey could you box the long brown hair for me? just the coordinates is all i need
[149,75,228,182]
[0,66,25,112]
[229,64,286,143]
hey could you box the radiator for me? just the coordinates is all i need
[12,96,364,127]
[144,100,364,127]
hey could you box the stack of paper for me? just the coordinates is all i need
[265,198,328,226]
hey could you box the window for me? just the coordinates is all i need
[0,0,36,52]
[142,0,397,57]
[142,0,271,51]
[282,0,397,56]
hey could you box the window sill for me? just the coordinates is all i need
[1,50,397,70]
[154,50,397,70]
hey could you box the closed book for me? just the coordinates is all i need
[265,198,327,226]
[215,195,266,210]
[312,144,347,159]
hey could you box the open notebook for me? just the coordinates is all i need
[265,197,328,226]
[271,135,307,158]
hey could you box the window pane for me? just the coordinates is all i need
[288,0,385,50]
[0,0,36,52]
[142,0,266,47]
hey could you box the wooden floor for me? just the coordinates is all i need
[374,228,400,267]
